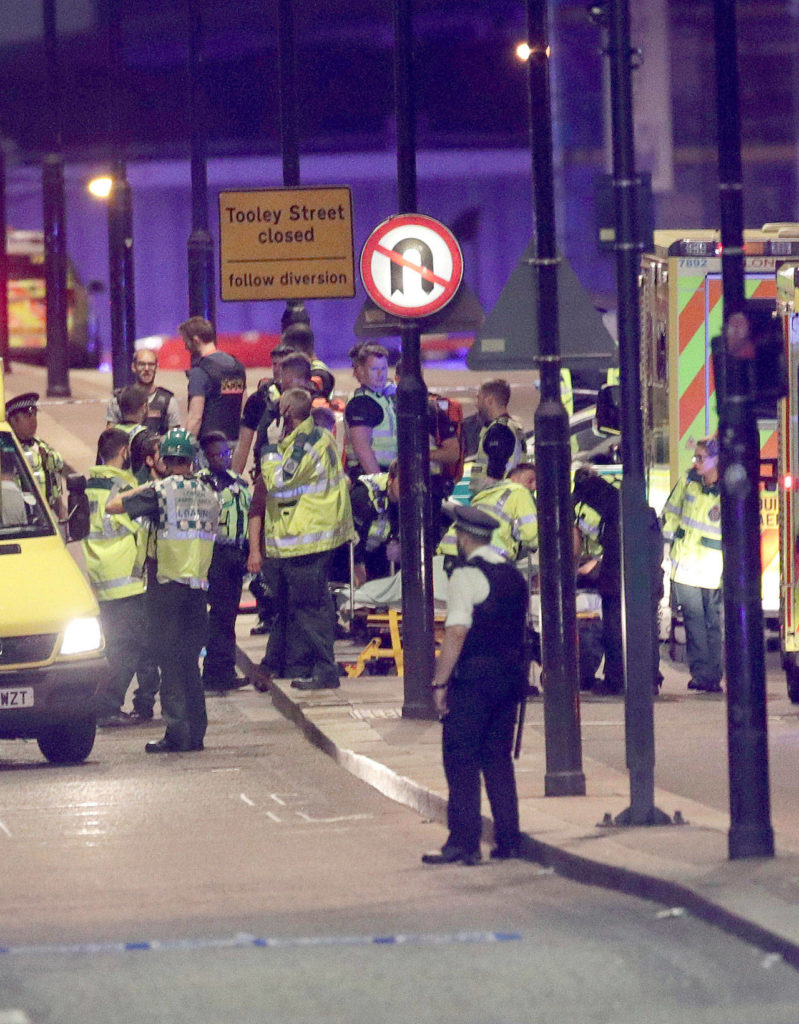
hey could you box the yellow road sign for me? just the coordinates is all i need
[218,186,355,302]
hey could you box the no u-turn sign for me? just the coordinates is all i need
[360,214,463,319]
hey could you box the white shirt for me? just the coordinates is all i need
[444,545,506,629]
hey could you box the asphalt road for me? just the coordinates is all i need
[1,691,798,1024]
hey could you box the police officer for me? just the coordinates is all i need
[574,464,664,696]
[282,321,336,401]
[231,343,293,476]
[422,504,528,866]
[438,462,538,570]
[344,342,397,481]
[107,428,220,752]
[572,464,625,695]
[6,392,64,515]
[350,461,401,583]
[82,428,153,726]
[180,316,247,443]
[247,388,355,690]
[113,384,149,444]
[662,436,723,693]
[469,379,526,495]
[106,347,181,436]
[197,431,251,692]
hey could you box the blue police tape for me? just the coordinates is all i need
[0,930,522,957]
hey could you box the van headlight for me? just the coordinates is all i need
[60,617,104,656]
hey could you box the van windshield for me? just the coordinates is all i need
[0,433,56,539]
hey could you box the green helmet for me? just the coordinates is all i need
[160,428,197,459]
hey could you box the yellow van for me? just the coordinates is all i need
[0,367,107,763]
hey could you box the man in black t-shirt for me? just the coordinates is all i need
[180,317,247,443]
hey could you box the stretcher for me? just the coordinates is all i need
[340,554,449,677]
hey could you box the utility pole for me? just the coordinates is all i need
[107,0,136,388]
[712,0,774,860]
[187,0,215,321]
[526,0,585,795]
[601,0,670,825]
[43,0,70,398]
[394,0,436,720]
[277,0,309,331]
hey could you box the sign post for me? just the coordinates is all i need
[218,186,355,303]
[361,212,463,720]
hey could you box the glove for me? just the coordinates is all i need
[266,416,284,445]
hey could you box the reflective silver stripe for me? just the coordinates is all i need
[269,453,346,501]
[680,513,721,536]
[157,526,218,541]
[574,501,602,541]
[271,476,330,501]
[87,520,131,544]
[155,574,208,589]
[95,574,139,591]
[486,542,512,560]
[269,526,347,550]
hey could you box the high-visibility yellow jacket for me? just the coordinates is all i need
[357,472,393,550]
[662,470,722,588]
[19,435,63,513]
[469,414,526,494]
[116,422,146,442]
[152,475,219,588]
[574,499,604,560]
[82,465,146,602]
[439,480,538,562]
[197,467,251,547]
[261,416,356,557]
[344,386,398,473]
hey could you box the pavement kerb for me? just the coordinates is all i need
[235,636,799,969]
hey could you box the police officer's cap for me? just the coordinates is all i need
[6,392,39,418]
[442,501,498,539]
[160,427,197,459]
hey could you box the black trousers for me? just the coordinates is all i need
[203,544,246,686]
[601,591,624,691]
[264,550,338,686]
[97,593,148,715]
[149,581,208,750]
[442,674,521,853]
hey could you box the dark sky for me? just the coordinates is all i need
[0,1,534,161]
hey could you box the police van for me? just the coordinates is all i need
[0,367,107,762]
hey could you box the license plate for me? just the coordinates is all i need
[0,687,34,709]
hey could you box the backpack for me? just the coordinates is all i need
[429,392,465,483]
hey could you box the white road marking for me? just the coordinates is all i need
[294,811,373,824]
[239,794,255,807]
[0,820,12,838]
[0,1012,31,1023]
[265,811,282,823]
[269,793,286,806]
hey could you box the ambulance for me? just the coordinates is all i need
[637,226,799,694]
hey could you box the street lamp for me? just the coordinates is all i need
[87,175,113,200]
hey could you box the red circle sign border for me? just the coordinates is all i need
[360,213,464,319]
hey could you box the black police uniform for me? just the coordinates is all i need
[435,506,528,859]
